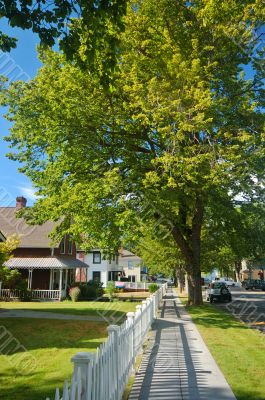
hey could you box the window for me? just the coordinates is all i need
[60,236,66,254]
[93,271,101,281]
[108,271,119,281]
[93,251,101,264]
[128,275,136,282]
[128,261,134,270]
[68,237,73,254]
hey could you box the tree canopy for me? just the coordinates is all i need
[0,0,127,76]
[1,0,265,304]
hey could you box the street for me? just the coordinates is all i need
[216,287,265,334]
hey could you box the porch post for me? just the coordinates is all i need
[65,269,68,289]
[49,269,53,290]
[28,269,33,289]
[59,269,63,301]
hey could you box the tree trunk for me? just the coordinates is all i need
[191,270,203,305]
[171,194,204,305]
[187,274,194,305]
[234,261,242,282]
[176,267,185,293]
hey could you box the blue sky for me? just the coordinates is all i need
[0,20,42,206]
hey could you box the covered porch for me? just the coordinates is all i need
[1,257,89,301]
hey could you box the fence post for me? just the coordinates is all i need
[149,295,154,325]
[126,312,136,363]
[107,324,120,399]
[142,300,147,337]
[135,305,142,351]
[71,352,94,400]
[145,298,151,328]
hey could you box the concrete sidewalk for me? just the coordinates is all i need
[129,288,236,400]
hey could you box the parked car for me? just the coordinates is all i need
[206,282,232,303]
[213,277,239,287]
[155,278,173,286]
[243,279,265,291]
[155,276,174,285]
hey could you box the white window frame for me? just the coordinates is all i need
[60,236,66,254]
[93,251,101,264]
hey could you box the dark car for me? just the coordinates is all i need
[205,282,232,303]
[243,280,265,291]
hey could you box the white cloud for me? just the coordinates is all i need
[18,186,39,201]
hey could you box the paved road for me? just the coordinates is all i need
[129,288,236,400]
[218,287,265,333]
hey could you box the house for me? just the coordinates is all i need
[75,248,147,286]
[240,259,265,281]
[76,249,123,287]
[0,196,89,300]
[118,249,147,283]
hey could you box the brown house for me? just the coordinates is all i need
[0,196,89,300]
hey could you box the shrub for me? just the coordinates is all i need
[77,280,104,300]
[69,286,81,302]
[105,281,116,301]
[149,283,159,293]
[19,289,32,302]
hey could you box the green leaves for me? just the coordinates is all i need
[1,1,264,299]
[0,235,20,284]
[0,0,128,82]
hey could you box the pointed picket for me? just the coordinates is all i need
[55,388,60,400]
[62,380,69,400]
[70,373,76,400]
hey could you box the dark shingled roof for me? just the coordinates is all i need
[0,207,57,248]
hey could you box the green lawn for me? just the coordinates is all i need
[0,299,140,320]
[0,318,108,400]
[186,302,265,400]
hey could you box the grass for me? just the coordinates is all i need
[179,292,265,400]
[0,318,108,400]
[0,299,140,320]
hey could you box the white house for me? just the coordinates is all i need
[118,249,147,283]
[76,249,123,287]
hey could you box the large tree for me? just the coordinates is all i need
[201,202,265,280]
[1,0,264,304]
[0,0,127,78]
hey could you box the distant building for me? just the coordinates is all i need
[118,249,147,282]
[240,259,264,280]
[76,249,123,287]
[0,196,88,300]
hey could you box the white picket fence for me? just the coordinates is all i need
[0,289,61,300]
[120,281,161,290]
[46,283,167,400]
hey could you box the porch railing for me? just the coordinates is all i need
[45,283,167,400]
[0,289,61,300]
[32,290,61,300]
